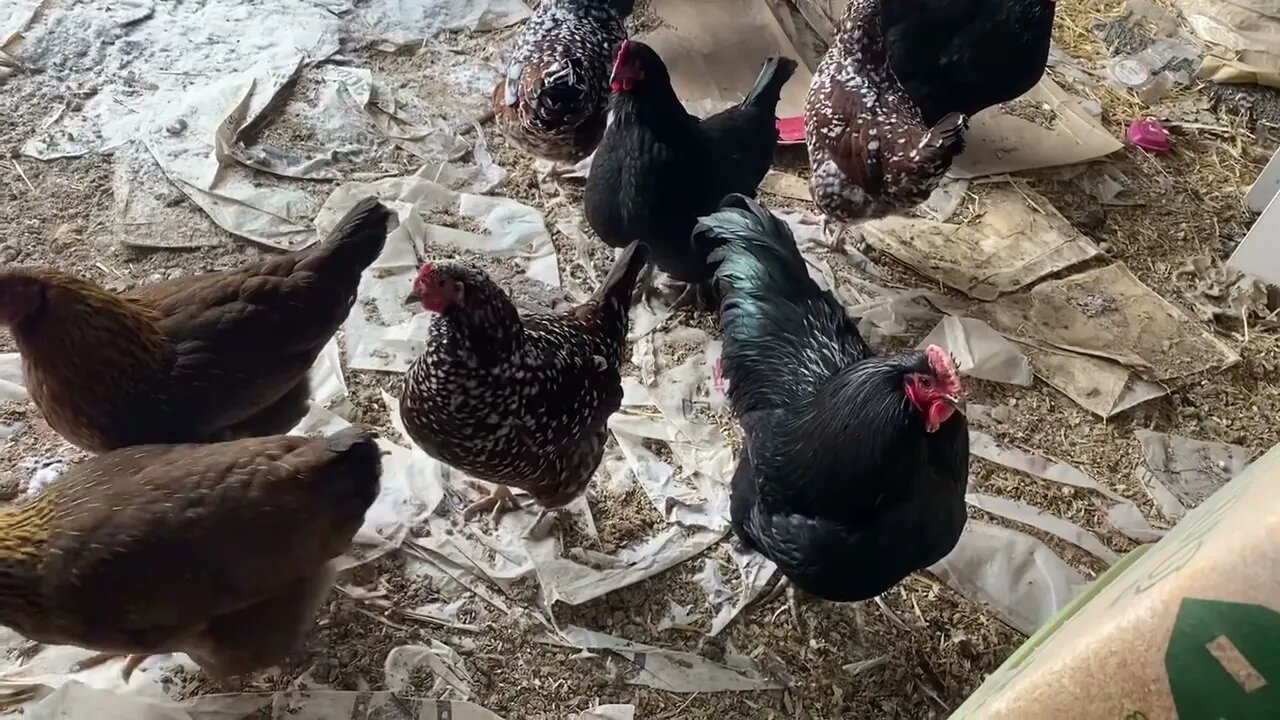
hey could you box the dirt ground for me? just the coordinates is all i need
[2,0,1279,718]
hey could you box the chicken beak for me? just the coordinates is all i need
[944,393,967,416]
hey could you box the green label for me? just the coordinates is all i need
[1165,598,1280,718]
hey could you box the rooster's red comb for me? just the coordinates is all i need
[612,39,632,74]
[924,344,962,395]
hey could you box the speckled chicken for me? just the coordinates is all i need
[806,0,1055,241]
[694,195,969,610]
[585,40,797,306]
[0,198,393,452]
[399,241,649,529]
[806,0,967,241]
[492,0,633,178]
[0,428,382,683]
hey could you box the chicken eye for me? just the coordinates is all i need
[919,376,933,389]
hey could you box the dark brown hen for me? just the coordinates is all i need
[399,241,649,530]
[0,198,393,452]
[806,0,967,243]
[0,428,382,683]
[492,0,633,177]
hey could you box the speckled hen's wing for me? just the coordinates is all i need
[517,317,623,448]
[38,430,380,650]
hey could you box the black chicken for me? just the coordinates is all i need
[694,194,969,614]
[585,40,797,307]
[399,242,649,535]
[884,0,1057,126]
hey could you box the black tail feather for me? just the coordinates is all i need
[590,239,650,312]
[740,56,799,113]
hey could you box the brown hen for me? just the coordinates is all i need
[399,241,649,533]
[0,197,393,452]
[806,0,967,244]
[0,427,382,683]
[492,0,633,178]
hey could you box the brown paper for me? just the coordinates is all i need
[1175,0,1280,88]
[950,77,1123,178]
[976,263,1241,384]
[860,185,1102,300]
[641,0,813,118]
[953,442,1280,719]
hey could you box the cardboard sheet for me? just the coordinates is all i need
[860,185,1102,300]
[1175,0,1280,87]
[950,77,1123,178]
[641,0,813,118]
[953,441,1280,719]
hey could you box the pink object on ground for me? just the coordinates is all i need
[776,116,805,144]
[712,358,728,394]
[1127,117,1171,154]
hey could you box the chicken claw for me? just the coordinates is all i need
[462,484,521,522]
[758,577,807,633]
[819,216,847,251]
[72,652,151,683]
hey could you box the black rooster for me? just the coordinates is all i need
[585,40,797,307]
[695,195,969,617]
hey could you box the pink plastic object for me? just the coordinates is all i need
[1127,117,1171,154]
[712,358,728,394]
[776,116,805,145]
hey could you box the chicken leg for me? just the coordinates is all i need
[72,652,152,683]
[759,576,806,633]
[462,483,521,522]
[819,216,848,251]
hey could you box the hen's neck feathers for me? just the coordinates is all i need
[434,277,525,362]
[0,498,54,629]
[838,0,890,66]
[775,355,922,463]
[608,84,696,138]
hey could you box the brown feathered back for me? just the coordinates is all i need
[0,197,393,452]
[0,428,382,663]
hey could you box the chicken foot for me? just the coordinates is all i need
[72,652,152,683]
[533,159,573,185]
[819,216,848,251]
[759,577,806,634]
[462,483,522,522]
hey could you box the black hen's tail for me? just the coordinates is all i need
[589,240,650,328]
[694,194,869,413]
[308,196,395,274]
[741,56,799,113]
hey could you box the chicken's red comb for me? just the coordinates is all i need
[925,344,962,394]
[776,116,805,145]
[612,39,632,77]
